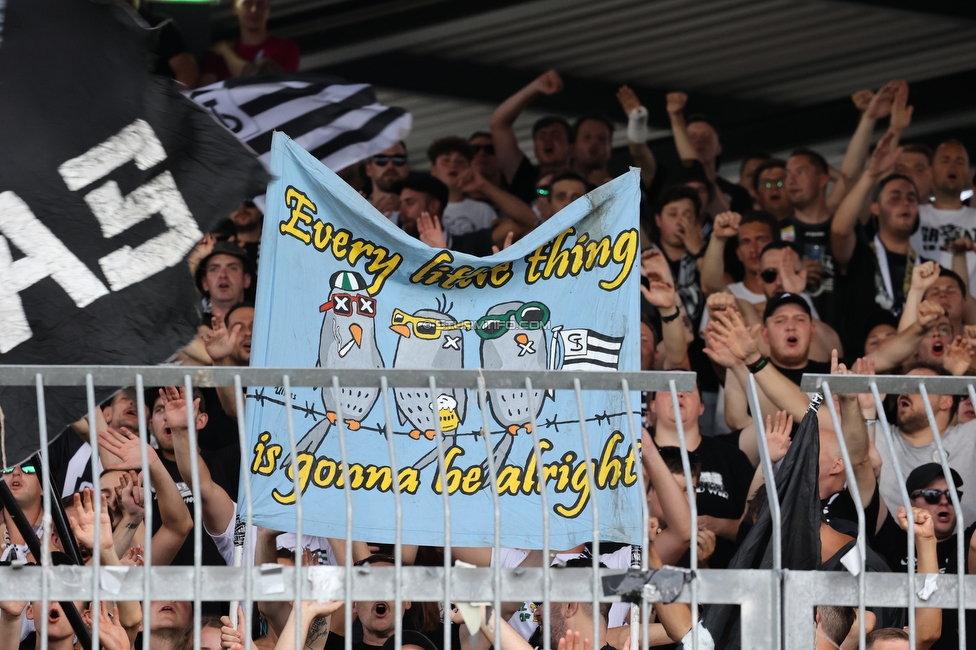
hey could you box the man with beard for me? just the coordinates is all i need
[877,366,976,526]
[366,142,410,221]
[910,140,976,292]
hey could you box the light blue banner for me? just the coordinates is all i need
[247,132,643,548]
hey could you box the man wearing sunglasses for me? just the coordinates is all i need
[872,463,975,649]
[366,142,410,220]
[1,463,43,563]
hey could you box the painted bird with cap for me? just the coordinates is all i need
[286,271,384,462]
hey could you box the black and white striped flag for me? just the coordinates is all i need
[189,73,412,173]
[557,328,623,371]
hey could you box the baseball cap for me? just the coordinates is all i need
[393,172,449,211]
[194,240,254,294]
[905,463,963,495]
[763,292,812,321]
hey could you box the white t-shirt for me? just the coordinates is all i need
[441,199,497,236]
[876,419,976,525]
[909,204,976,295]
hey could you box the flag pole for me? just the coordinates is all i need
[0,478,93,650]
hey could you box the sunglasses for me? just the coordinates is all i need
[2,464,36,475]
[762,180,785,189]
[471,144,495,156]
[911,488,962,504]
[760,268,779,283]
[536,187,551,197]
[319,294,376,318]
[372,155,407,167]
[391,309,471,340]
[475,302,550,340]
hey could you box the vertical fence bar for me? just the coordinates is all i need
[86,375,101,650]
[668,379,697,648]
[135,376,153,650]
[747,374,781,650]
[870,382,915,649]
[525,378,551,650]
[820,382,866,649]
[427,377,451,650]
[283,376,303,650]
[478,377,502,650]
[571,378,600,650]
[36,375,51,650]
[234,375,254,650]
[620,380,649,650]
[918,382,966,649]
[184,375,203,650]
[329,377,354,650]
[379,377,402,650]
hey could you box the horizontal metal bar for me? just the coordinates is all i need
[0,366,695,392]
[0,567,762,604]
[801,374,976,395]
[2,567,960,607]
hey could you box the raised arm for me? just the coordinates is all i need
[710,309,811,422]
[163,386,237,538]
[640,249,691,370]
[831,131,900,269]
[617,86,657,188]
[898,261,941,331]
[203,316,246,418]
[701,212,739,294]
[826,81,898,211]
[0,602,26,650]
[665,92,695,163]
[831,355,875,507]
[274,601,342,650]
[898,507,943,650]
[641,429,693,564]
[99,426,193,565]
[868,300,941,372]
[489,70,563,182]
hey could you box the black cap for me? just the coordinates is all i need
[763,292,812,321]
[194,240,254,295]
[905,463,963,495]
[381,631,438,650]
[393,172,449,212]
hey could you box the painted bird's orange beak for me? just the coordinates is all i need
[390,324,411,338]
[515,333,529,345]
[350,323,363,347]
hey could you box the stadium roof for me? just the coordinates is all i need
[211,0,976,170]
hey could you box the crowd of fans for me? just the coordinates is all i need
[4,1,976,649]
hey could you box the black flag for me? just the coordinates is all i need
[0,0,268,467]
[701,404,822,648]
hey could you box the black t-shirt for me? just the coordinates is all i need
[836,232,919,356]
[47,428,94,498]
[324,633,384,650]
[781,216,837,328]
[821,483,881,548]
[668,435,753,569]
[141,13,189,78]
[772,360,830,388]
[152,449,238,567]
[449,228,496,257]
[715,176,753,214]
[503,156,542,206]
[822,539,904,630]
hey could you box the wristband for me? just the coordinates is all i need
[865,419,878,426]
[125,523,139,530]
[626,106,650,143]
[660,307,681,323]
[746,356,769,374]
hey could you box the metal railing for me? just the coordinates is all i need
[0,367,972,650]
